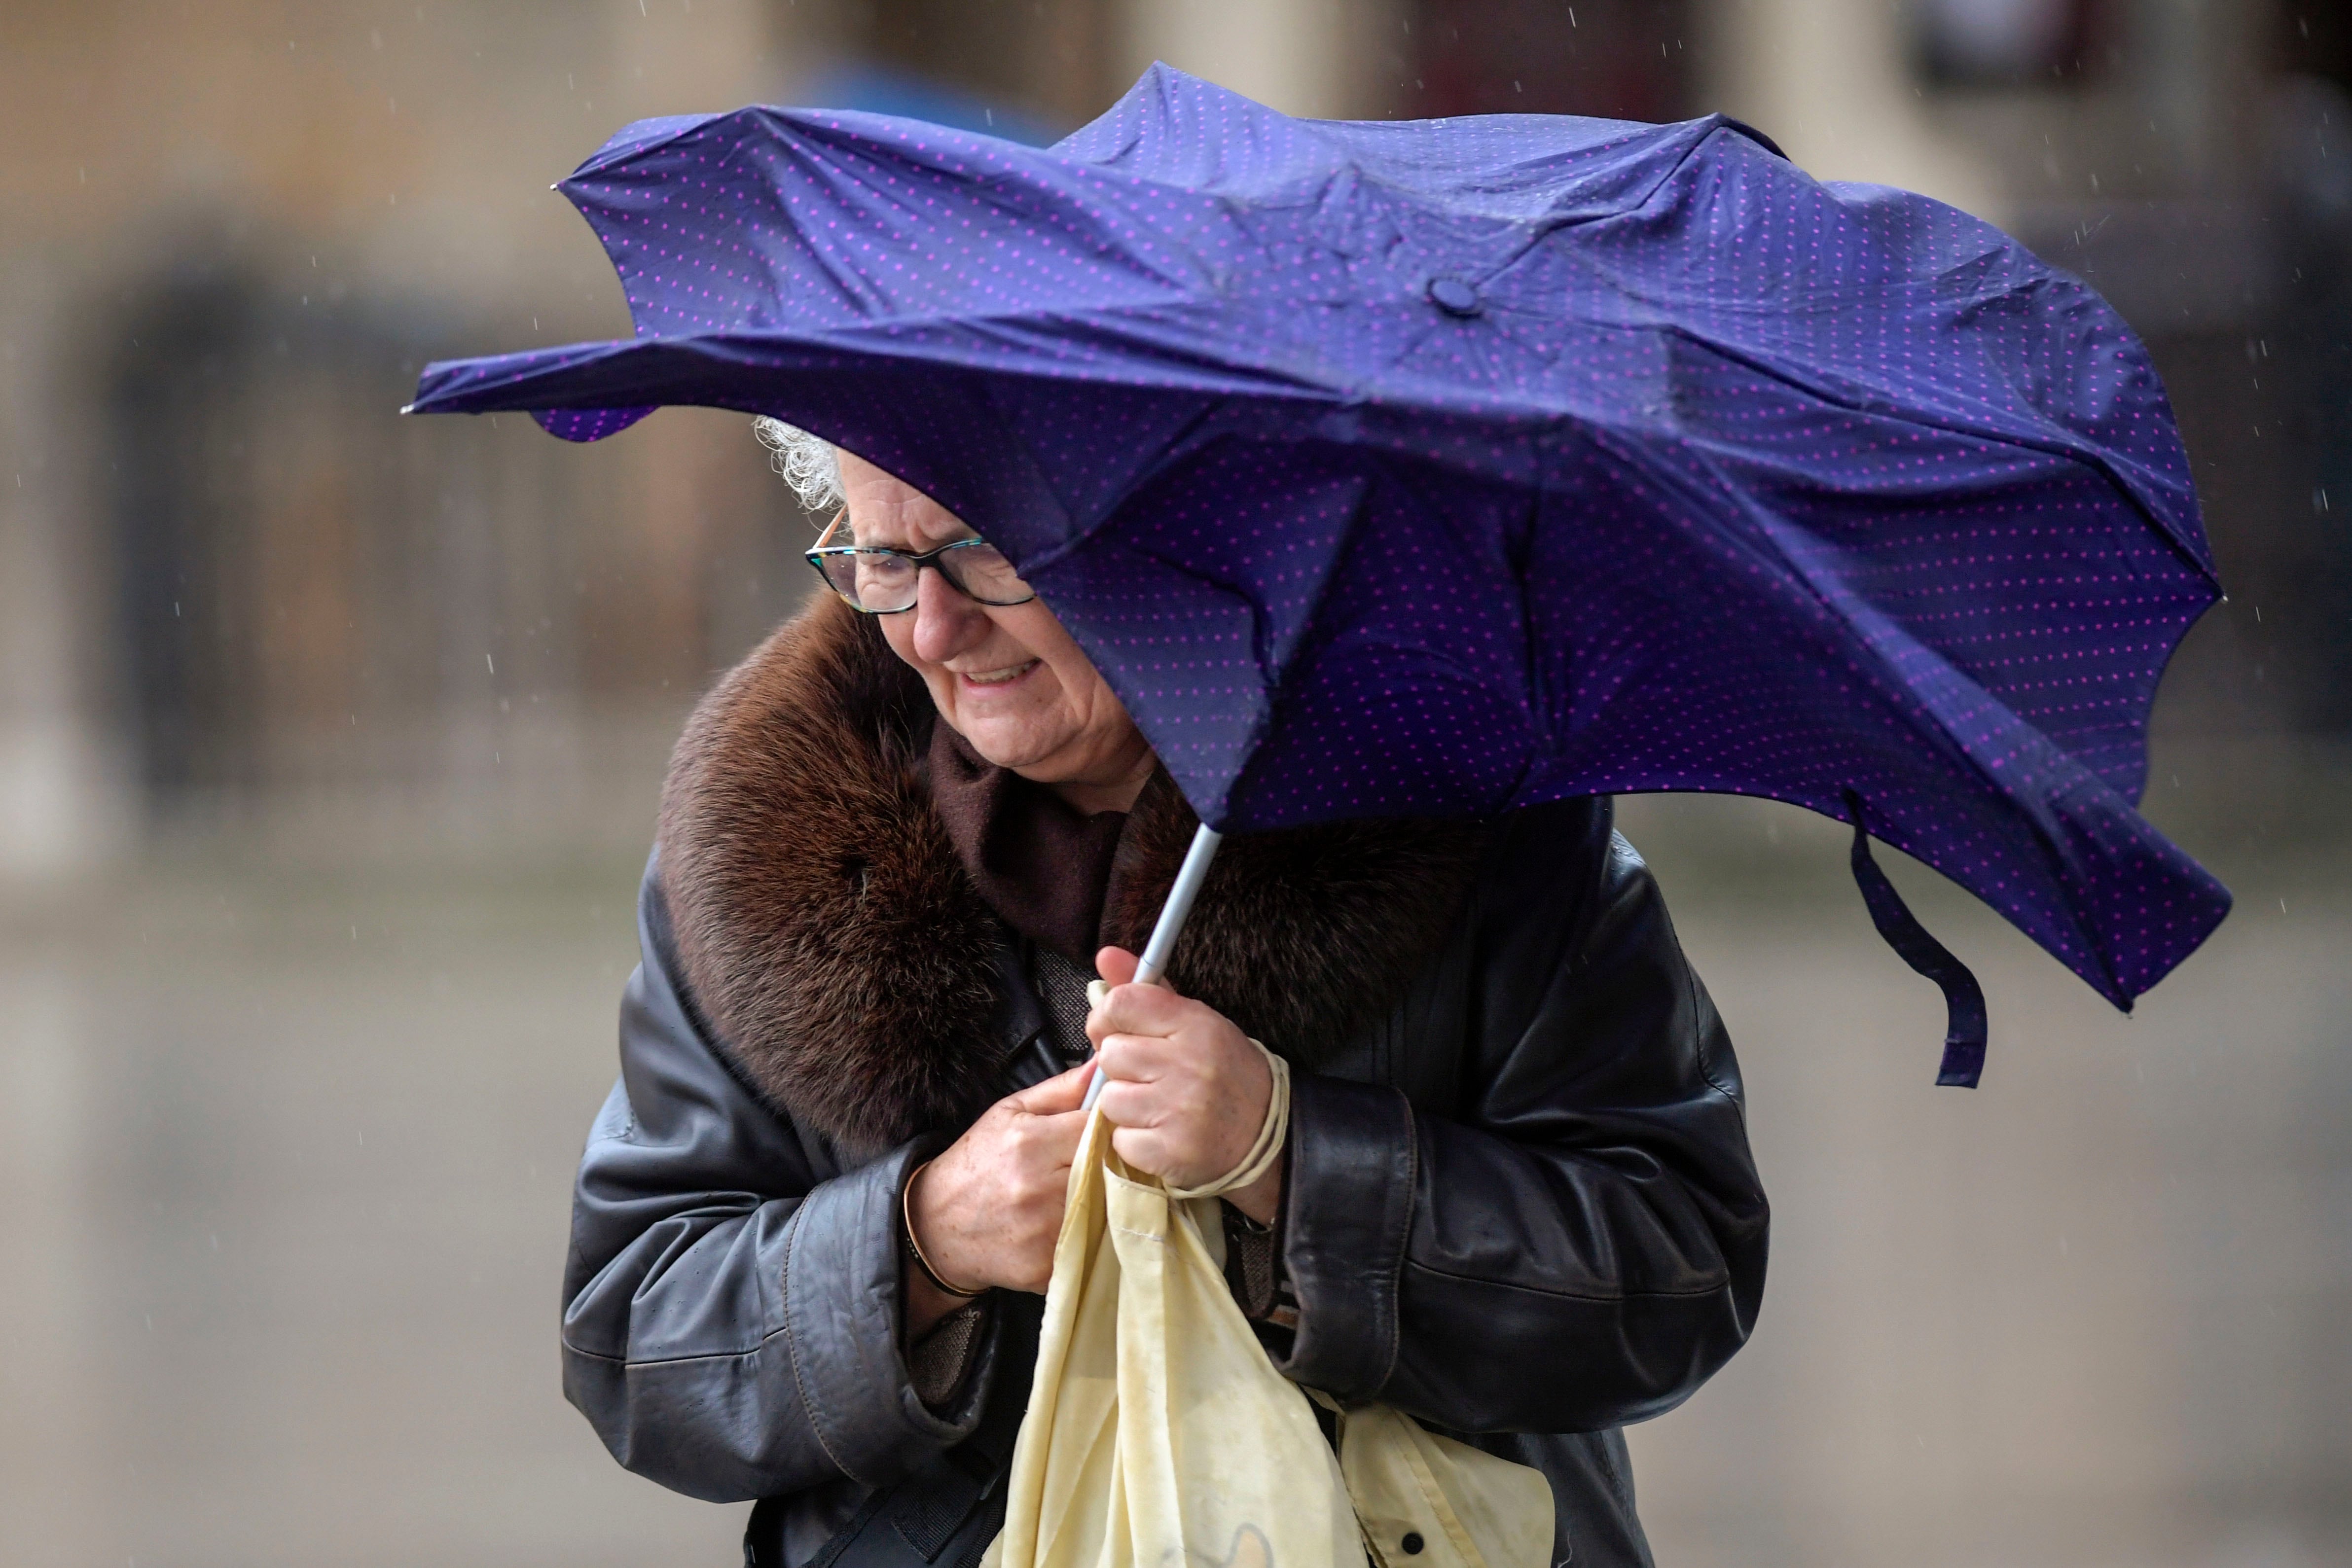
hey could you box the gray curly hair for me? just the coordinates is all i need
[752,416,843,515]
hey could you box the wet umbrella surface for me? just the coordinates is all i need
[410,64,2232,1081]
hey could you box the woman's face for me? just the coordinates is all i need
[837,451,1154,812]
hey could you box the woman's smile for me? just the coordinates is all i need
[957,658,1042,690]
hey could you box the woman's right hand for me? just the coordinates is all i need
[905,1060,1092,1324]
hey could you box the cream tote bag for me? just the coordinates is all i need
[982,1080,1553,1568]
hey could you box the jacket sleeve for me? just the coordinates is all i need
[1273,799,1769,1434]
[559,854,1006,1502]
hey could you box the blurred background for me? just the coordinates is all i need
[1,2,2347,1564]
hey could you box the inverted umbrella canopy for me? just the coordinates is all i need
[409,65,2231,1081]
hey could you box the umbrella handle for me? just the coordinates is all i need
[1082,823,1223,1111]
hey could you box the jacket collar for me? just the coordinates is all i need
[655,595,1487,1157]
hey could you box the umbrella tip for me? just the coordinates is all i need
[398,403,415,415]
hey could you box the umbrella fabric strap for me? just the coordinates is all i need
[1844,790,1990,1088]
[1165,1041,1290,1201]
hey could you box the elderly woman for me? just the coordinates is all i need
[562,426,1769,1568]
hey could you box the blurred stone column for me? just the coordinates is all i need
[1695,0,2004,221]
[2137,0,2229,191]
[1112,0,1407,119]
[0,959,99,1555]
[0,257,131,876]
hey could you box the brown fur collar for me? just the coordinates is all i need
[657,594,1487,1157]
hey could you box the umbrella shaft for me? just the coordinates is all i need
[1137,824,1222,987]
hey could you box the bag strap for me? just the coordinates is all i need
[1080,976,1291,1201]
[1163,1042,1290,1201]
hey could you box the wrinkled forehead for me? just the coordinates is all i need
[837,454,977,552]
[844,510,980,554]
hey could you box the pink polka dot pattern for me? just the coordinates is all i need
[533,405,655,441]
[411,64,2231,1017]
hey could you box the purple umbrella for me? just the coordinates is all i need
[407,65,2231,1085]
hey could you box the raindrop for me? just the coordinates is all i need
[486,652,496,675]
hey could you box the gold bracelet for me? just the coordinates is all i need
[903,1159,987,1299]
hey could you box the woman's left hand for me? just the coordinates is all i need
[1087,946,1283,1224]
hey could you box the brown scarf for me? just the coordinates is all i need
[926,720,1194,967]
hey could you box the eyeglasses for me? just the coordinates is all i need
[803,512,1038,615]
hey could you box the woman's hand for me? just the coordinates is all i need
[905,1062,1092,1329]
[1087,946,1283,1224]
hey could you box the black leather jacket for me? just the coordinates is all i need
[564,797,1768,1567]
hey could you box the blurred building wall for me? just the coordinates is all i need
[0,1,835,875]
[5,0,2347,880]
[1,4,2348,1566]
[0,0,1414,879]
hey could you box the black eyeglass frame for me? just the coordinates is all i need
[802,512,1039,615]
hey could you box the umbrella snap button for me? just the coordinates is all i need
[1425,276,1483,318]
[1401,1533,1426,1555]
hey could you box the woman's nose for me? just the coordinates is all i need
[908,565,988,665]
